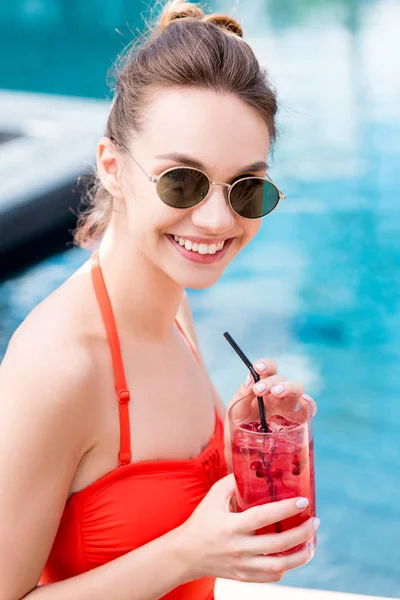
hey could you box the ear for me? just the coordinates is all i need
[96,137,124,201]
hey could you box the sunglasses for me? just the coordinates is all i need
[109,136,286,219]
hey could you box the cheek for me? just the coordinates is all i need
[123,176,159,225]
[241,219,262,245]
[124,181,182,241]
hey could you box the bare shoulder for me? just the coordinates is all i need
[1,262,100,443]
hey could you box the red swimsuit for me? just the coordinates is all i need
[40,253,228,599]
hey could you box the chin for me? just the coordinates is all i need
[185,276,223,290]
[169,266,226,290]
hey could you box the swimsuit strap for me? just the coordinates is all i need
[175,318,200,364]
[91,252,205,466]
[91,252,131,466]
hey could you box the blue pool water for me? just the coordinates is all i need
[1,0,400,596]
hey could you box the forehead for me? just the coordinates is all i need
[136,88,271,172]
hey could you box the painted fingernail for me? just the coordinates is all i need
[254,382,267,393]
[308,541,315,554]
[313,518,320,531]
[245,373,252,387]
[296,498,309,508]
[255,362,266,372]
[271,384,285,395]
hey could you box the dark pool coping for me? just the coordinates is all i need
[0,90,110,256]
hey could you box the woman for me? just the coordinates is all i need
[0,2,319,599]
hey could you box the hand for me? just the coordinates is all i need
[224,358,317,470]
[178,474,318,583]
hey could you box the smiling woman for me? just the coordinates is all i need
[0,2,318,600]
[93,86,278,290]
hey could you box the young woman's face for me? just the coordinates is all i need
[113,88,271,289]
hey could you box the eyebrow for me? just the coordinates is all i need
[154,152,269,175]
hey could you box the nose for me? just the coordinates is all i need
[190,183,235,234]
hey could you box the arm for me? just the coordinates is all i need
[0,332,190,600]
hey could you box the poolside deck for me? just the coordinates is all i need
[215,579,392,599]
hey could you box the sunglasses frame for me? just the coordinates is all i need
[109,136,286,219]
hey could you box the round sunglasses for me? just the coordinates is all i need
[109,136,286,219]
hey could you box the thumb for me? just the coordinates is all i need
[210,473,236,503]
[227,389,255,422]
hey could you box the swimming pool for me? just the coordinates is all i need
[1,0,399,596]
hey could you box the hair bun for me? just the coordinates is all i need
[202,14,243,38]
[158,1,205,34]
[157,1,243,38]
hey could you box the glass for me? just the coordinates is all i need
[109,136,285,218]
[228,392,316,555]
[155,166,282,218]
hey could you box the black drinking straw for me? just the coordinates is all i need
[223,332,268,433]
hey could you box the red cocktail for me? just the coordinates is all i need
[229,394,316,555]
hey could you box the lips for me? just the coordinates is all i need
[166,234,233,264]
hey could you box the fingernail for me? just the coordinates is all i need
[271,384,285,395]
[308,541,315,554]
[313,518,320,531]
[296,497,309,508]
[245,373,251,387]
[254,382,267,393]
[255,362,266,372]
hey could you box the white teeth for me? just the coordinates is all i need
[171,235,226,254]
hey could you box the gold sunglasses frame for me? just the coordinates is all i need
[109,136,286,219]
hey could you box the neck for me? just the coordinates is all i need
[97,227,184,341]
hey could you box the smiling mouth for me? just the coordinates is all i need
[169,235,230,255]
[166,234,234,263]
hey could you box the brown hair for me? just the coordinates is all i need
[74,0,278,248]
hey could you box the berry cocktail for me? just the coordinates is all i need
[229,394,316,555]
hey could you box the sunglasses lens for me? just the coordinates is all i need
[230,178,280,218]
[156,168,210,209]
